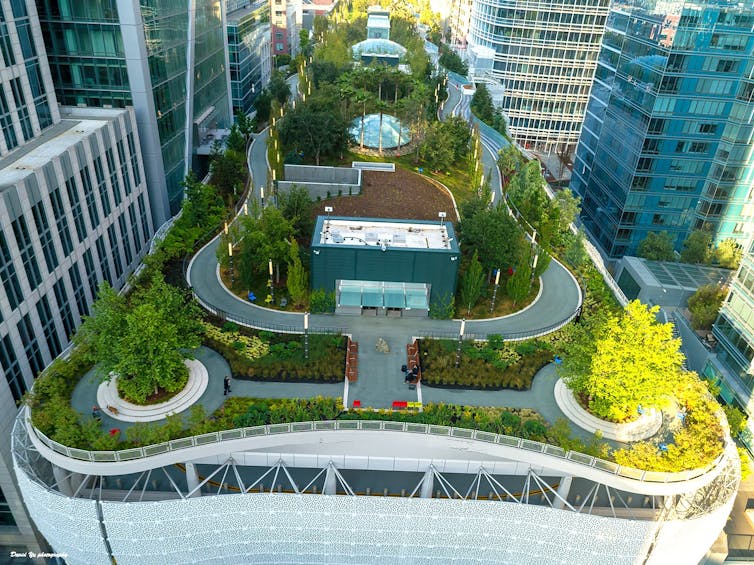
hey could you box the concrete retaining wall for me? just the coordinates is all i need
[279,165,361,199]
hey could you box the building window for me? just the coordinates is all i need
[128,203,141,249]
[17,313,44,376]
[52,279,76,339]
[652,214,665,225]
[81,166,100,229]
[36,295,61,358]
[65,175,87,242]
[82,249,99,300]
[0,334,25,402]
[95,236,112,284]
[137,194,150,245]
[117,141,130,196]
[49,188,74,256]
[127,132,141,186]
[0,485,17,526]
[11,216,42,289]
[68,262,89,317]
[0,231,23,310]
[30,201,59,273]
[94,156,114,211]
[118,215,133,265]
[107,225,123,278]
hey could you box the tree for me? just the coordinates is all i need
[74,274,203,404]
[438,45,468,75]
[460,250,485,314]
[470,83,495,124]
[286,239,308,307]
[278,86,350,165]
[278,184,314,240]
[237,207,294,287]
[681,229,712,264]
[235,110,255,144]
[687,284,726,330]
[554,189,581,232]
[715,238,743,269]
[506,253,532,305]
[268,71,291,105]
[253,89,273,123]
[506,160,550,232]
[419,121,455,171]
[497,145,521,184]
[209,146,246,199]
[313,15,329,41]
[637,231,675,261]
[560,301,685,422]
[564,229,589,268]
[458,201,526,273]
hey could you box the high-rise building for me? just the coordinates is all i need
[466,0,610,153]
[271,0,301,57]
[227,0,271,116]
[0,0,154,556]
[36,0,233,223]
[572,0,754,258]
[708,241,754,446]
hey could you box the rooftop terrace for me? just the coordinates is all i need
[317,217,455,250]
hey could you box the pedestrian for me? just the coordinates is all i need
[224,375,231,395]
[92,405,101,420]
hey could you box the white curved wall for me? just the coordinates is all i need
[17,462,655,565]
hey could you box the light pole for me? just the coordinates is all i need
[260,184,265,209]
[304,311,309,360]
[490,268,501,313]
[438,211,446,227]
[325,206,333,220]
[268,258,275,304]
[455,318,466,368]
[228,242,234,287]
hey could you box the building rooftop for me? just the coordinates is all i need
[352,38,407,58]
[0,106,130,188]
[226,0,267,23]
[367,13,390,29]
[624,256,732,291]
[315,217,457,251]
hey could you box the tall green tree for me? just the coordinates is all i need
[74,274,203,403]
[560,301,685,422]
[286,239,308,307]
[687,284,726,330]
[460,250,485,314]
[681,229,712,264]
[458,201,526,273]
[279,184,314,240]
[497,145,522,184]
[278,86,350,165]
[554,189,581,232]
[506,252,532,305]
[268,70,291,105]
[470,83,495,123]
[637,231,675,261]
[419,120,455,171]
[714,238,743,269]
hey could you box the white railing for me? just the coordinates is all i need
[27,413,725,486]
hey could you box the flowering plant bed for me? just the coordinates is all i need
[419,338,552,390]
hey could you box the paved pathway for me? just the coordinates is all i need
[71,346,343,432]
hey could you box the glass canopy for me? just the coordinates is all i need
[337,280,429,310]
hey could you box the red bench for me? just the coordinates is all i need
[392,401,408,409]
[353,400,361,408]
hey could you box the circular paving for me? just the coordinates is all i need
[554,378,662,442]
[95,359,209,423]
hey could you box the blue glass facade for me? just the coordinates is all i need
[36,0,231,220]
[571,0,754,258]
[227,0,270,116]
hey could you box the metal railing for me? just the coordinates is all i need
[194,293,345,336]
[27,414,725,486]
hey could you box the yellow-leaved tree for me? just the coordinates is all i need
[560,300,685,422]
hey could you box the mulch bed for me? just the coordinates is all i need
[312,168,458,222]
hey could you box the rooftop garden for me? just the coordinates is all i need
[19,0,739,480]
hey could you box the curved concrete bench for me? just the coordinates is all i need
[554,379,662,442]
[95,359,208,422]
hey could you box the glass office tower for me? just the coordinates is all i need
[467,0,610,154]
[227,0,271,116]
[37,0,232,222]
[572,0,754,258]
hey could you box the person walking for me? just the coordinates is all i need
[224,375,232,395]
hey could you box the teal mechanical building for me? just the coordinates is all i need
[310,216,460,317]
